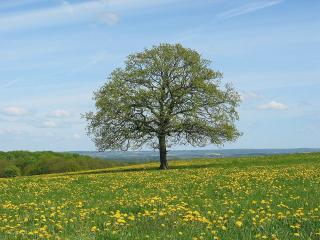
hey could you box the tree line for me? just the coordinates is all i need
[0,151,123,178]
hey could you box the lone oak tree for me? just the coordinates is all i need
[84,44,241,170]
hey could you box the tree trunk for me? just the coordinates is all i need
[158,135,168,170]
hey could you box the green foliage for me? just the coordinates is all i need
[0,151,125,178]
[3,165,21,178]
[85,43,241,168]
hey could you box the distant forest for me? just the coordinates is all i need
[0,151,124,178]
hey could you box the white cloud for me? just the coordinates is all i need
[0,0,42,11]
[73,133,81,139]
[60,0,75,15]
[258,101,288,110]
[0,0,177,32]
[240,91,262,102]
[217,0,284,19]
[103,0,175,10]
[70,53,110,74]
[0,79,20,89]
[0,1,110,31]
[41,120,58,128]
[99,12,120,26]
[48,109,71,118]
[0,127,26,136]
[1,106,29,116]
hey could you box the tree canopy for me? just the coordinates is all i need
[0,151,123,177]
[85,43,241,169]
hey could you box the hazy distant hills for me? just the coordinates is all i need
[74,148,320,163]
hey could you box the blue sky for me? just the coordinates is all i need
[0,0,319,151]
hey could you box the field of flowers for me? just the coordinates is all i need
[0,153,320,240]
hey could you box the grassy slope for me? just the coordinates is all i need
[55,152,320,176]
[0,153,320,240]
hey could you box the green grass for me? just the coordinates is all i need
[0,153,320,239]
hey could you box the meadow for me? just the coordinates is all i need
[0,153,319,239]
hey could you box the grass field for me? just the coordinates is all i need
[0,153,320,240]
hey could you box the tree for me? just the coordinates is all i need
[84,43,241,169]
[4,165,21,178]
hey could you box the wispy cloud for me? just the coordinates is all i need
[0,0,118,31]
[0,127,28,136]
[70,53,110,74]
[98,12,120,26]
[0,79,20,89]
[72,133,81,140]
[0,0,42,11]
[47,109,71,118]
[1,106,29,116]
[104,0,176,10]
[240,91,262,102]
[217,0,284,19]
[0,0,177,32]
[258,101,288,110]
[41,120,59,128]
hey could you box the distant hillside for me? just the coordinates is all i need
[0,151,126,178]
[74,148,320,162]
